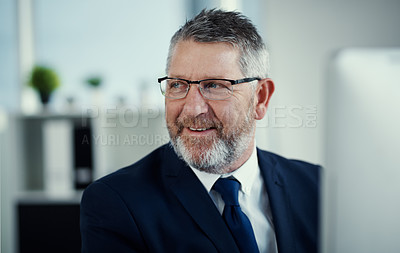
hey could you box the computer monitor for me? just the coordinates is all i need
[322,48,400,253]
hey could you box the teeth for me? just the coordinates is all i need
[189,127,209,131]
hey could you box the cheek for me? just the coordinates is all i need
[165,102,182,124]
[214,99,253,128]
[212,104,237,127]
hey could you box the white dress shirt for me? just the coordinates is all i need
[190,145,278,253]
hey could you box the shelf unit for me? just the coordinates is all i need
[2,108,169,253]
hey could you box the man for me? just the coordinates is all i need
[80,9,320,253]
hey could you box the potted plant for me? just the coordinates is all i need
[28,65,60,105]
[85,75,103,106]
[86,76,102,88]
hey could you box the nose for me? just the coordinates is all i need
[181,84,209,117]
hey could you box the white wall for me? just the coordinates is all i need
[259,0,400,164]
[20,0,186,113]
[0,0,19,111]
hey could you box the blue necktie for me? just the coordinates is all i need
[213,178,259,253]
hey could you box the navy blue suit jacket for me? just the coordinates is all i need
[80,144,320,253]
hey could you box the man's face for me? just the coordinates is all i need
[166,40,257,174]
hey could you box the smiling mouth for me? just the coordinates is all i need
[189,127,211,132]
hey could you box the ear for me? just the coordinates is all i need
[254,78,275,120]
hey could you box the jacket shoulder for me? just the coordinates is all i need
[257,148,321,183]
[94,144,173,189]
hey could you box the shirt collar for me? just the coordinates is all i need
[190,144,259,196]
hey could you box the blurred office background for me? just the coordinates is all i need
[1,0,400,252]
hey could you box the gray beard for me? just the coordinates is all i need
[171,127,253,174]
[169,104,255,174]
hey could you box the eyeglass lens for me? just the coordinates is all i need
[160,79,233,100]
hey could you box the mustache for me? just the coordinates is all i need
[175,115,223,133]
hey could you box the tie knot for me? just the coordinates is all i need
[213,178,240,206]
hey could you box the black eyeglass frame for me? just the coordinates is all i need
[157,76,261,100]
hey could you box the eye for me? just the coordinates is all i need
[168,80,186,89]
[202,80,230,90]
[205,82,218,89]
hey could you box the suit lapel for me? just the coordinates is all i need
[161,145,298,253]
[162,145,239,253]
[257,149,297,253]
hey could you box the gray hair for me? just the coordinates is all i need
[166,9,270,80]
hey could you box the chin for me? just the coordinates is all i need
[170,135,233,174]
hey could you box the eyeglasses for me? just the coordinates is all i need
[157,76,260,100]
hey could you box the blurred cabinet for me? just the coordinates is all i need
[18,108,169,193]
[12,107,169,253]
[19,114,93,193]
[17,194,81,253]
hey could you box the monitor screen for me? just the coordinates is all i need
[322,48,400,253]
